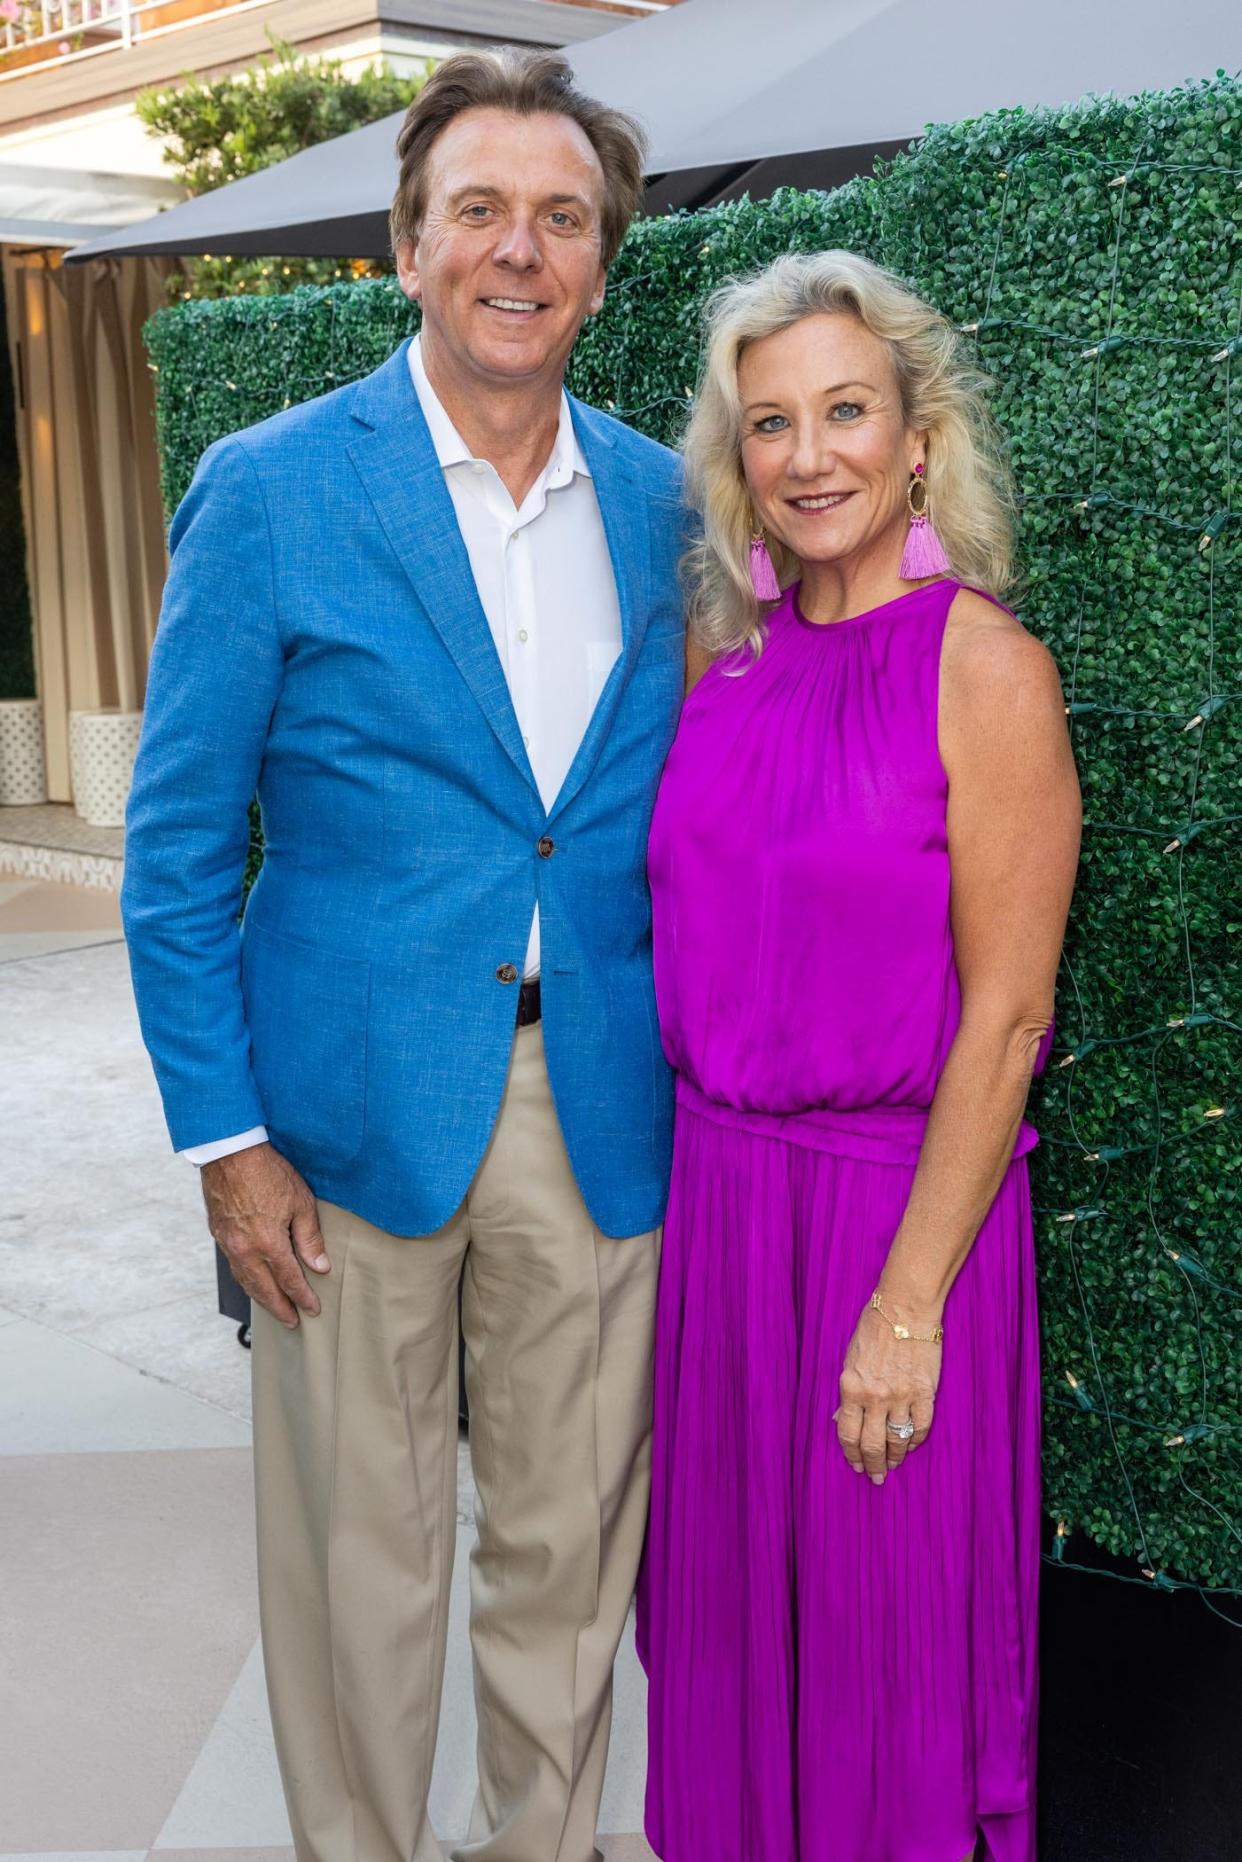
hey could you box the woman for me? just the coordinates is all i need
[638,251,1081,1862]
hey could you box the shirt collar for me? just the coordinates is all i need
[407,332,590,485]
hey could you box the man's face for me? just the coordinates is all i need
[396,107,609,391]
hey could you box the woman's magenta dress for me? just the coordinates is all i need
[638,577,1048,1862]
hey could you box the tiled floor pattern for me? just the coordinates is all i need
[0,801,126,855]
[1,911,657,1861]
[0,804,125,891]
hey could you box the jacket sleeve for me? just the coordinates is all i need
[120,436,284,1151]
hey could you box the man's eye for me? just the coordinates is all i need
[549,212,576,228]
[464,205,493,220]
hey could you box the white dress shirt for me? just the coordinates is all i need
[182,335,622,1167]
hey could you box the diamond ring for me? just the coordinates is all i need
[886,1419,915,1442]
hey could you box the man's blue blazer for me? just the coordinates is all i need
[121,339,688,1239]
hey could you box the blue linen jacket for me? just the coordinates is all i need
[121,339,688,1238]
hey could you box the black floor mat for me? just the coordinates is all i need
[1038,1532,1241,1860]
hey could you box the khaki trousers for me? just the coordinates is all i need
[251,1021,659,1862]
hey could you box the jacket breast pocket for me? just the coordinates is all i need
[240,921,370,1167]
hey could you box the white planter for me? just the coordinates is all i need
[69,708,143,829]
[0,698,47,806]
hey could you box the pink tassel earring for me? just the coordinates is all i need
[900,463,951,579]
[749,530,782,602]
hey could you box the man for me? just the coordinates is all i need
[122,48,687,1862]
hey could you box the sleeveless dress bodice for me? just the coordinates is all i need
[639,573,1047,1862]
[648,576,1045,1162]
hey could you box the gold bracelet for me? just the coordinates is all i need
[869,1288,944,1344]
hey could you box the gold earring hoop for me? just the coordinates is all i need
[900,460,951,578]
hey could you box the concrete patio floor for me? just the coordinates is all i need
[0,881,655,1860]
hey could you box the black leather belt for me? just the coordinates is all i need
[517,977,542,1026]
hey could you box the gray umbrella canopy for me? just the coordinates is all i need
[65,109,409,262]
[66,0,1239,263]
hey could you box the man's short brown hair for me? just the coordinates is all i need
[389,48,649,269]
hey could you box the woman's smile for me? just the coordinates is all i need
[786,489,857,513]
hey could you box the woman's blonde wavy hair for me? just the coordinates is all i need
[683,250,1017,657]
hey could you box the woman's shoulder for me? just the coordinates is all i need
[940,583,1065,730]
[942,580,1019,632]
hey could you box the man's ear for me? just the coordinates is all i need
[587,264,607,319]
[395,238,422,303]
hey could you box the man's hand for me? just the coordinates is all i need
[201,1143,330,1328]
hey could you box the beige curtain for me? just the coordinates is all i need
[1,248,176,801]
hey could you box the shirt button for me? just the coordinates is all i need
[472,462,485,475]
[537,836,555,859]
[496,962,518,984]
[518,629,529,643]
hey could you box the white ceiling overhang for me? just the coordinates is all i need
[0,160,179,247]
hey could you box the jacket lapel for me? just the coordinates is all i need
[346,342,537,793]
[346,345,656,820]
[547,396,653,823]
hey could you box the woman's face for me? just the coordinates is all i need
[738,311,922,573]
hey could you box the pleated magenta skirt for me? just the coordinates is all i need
[637,1088,1041,1862]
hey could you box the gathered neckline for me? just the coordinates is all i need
[788,576,956,633]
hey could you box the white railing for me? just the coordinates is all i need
[0,0,675,75]
[2,0,132,55]
[0,0,281,78]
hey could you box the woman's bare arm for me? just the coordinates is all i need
[880,591,1081,1317]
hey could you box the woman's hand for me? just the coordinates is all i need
[834,1297,942,1485]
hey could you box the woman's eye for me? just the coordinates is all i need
[831,402,863,421]
[754,415,789,434]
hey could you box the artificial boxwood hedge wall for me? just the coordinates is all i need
[147,74,1241,1591]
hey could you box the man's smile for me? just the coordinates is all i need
[481,295,547,316]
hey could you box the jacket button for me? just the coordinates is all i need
[537,836,555,859]
[496,962,518,984]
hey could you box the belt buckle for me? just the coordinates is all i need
[517,977,542,1027]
